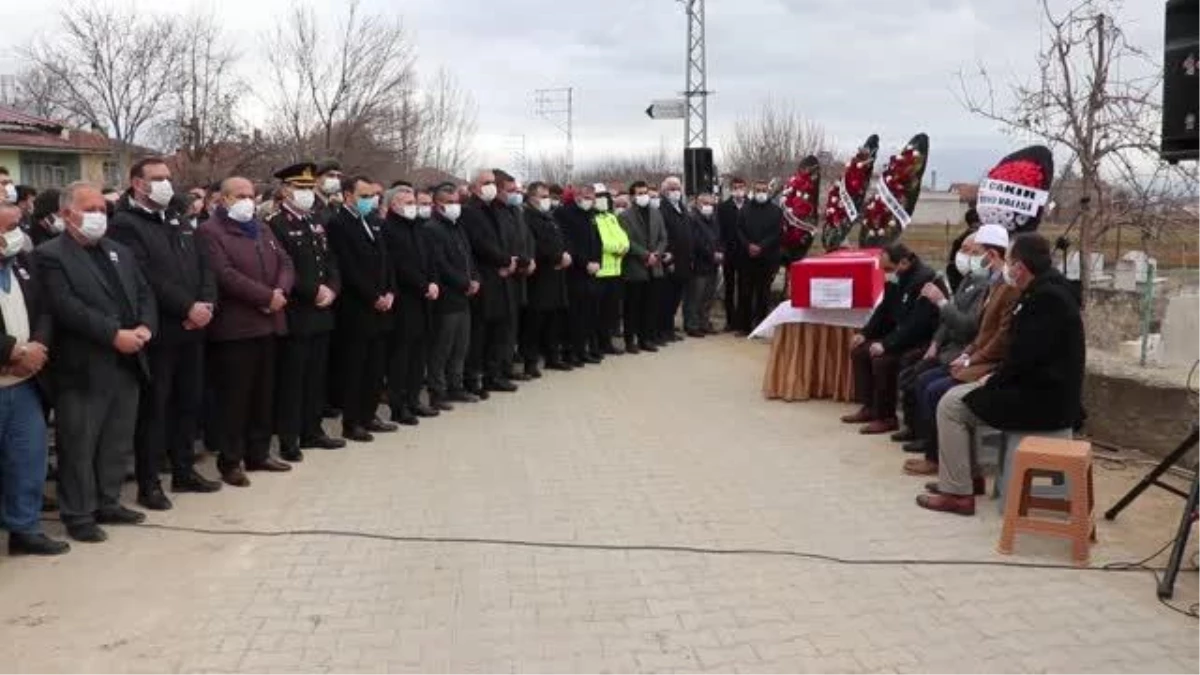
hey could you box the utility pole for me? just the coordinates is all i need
[683,0,709,148]
[533,87,574,182]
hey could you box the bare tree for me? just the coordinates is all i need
[264,0,417,158]
[531,152,573,185]
[417,68,478,176]
[955,0,1161,297]
[23,6,181,167]
[575,143,681,188]
[11,65,86,125]
[722,98,829,182]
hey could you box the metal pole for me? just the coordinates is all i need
[1139,257,1154,366]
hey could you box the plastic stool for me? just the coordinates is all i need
[997,437,1096,565]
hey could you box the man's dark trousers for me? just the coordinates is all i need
[135,338,204,489]
[276,331,332,445]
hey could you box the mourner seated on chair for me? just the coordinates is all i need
[841,244,943,435]
[916,233,1085,516]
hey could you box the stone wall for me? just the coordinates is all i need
[1082,353,1198,462]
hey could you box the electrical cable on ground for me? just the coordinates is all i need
[117,521,1198,619]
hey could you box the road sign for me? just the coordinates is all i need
[645,99,686,120]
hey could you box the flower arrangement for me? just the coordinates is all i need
[821,134,878,251]
[780,155,821,262]
[975,145,1054,233]
[860,133,929,247]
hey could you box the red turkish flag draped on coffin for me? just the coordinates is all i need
[790,249,885,309]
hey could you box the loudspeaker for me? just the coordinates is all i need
[1162,0,1199,163]
[684,147,715,196]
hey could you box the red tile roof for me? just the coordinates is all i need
[0,107,62,130]
[0,104,128,153]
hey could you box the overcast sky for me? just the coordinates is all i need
[0,0,1166,184]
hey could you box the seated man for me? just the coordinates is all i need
[893,231,994,450]
[842,244,943,434]
[917,233,1085,515]
[902,225,1020,475]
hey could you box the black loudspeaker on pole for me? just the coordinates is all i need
[1162,0,1199,163]
[684,147,715,196]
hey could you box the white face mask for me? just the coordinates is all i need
[885,272,898,284]
[649,197,661,209]
[417,205,433,220]
[537,197,552,213]
[442,203,462,222]
[954,251,972,276]
[291,189,315,212]
[753,192,769,203]
[479,184,498,202]
[666,190,682,203]
[550,199,561,209]
[227,198,255,223]
[398,204,418,220]
[699,204,714,217]
[321,177,341,195]
[1,228,26,257]
[148,179,174,207]
[49,216,66,234]
[634,194,651,208]
[595,197,610,213]
[577,198,594,212]
[79,211,108,242]
[1003,263,1017,286]
[2,184,16,203]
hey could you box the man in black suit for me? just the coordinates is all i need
[109,157,221,511]
[658,176,692,343]
[325,176,398,443]
[556,185,602,366]
[717,177,748,332]
[735,179,783,333]
[268,163,346,457]
[37,182,156,543]
[425,184,479,410]
[461,169,518,397]
[0,204,68,556]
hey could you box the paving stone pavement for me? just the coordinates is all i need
[0,336,1196,673]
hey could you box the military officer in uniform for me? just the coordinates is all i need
[267,163,346,460]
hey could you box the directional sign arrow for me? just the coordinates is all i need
[646,99,687,120]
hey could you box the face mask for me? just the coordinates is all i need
[442,203,462,222]
[595,197,610,213]
[649,197,661,209]
[615,207,627,215]
[417,205,433,220]
[537,197,552,213]
[79,211,108,241]
[355,197,375,217]
[506,192,524,207]
[148,179,174,207]
[227,198,255,223]
[699,205,714,217]
[2,184,15,203]
[398,204,418,220]
[753,192,769,204]
[49,216,66,234]
[1,228,26,257]
[732,189,746,200]
[1003,263,1016,286]
[480,184,498,202]
[968,255,987,275]
[885,272,898,284]
[322,177,341,195]
[634,194,651,208]
[955,252,972,276]
[292,189,315,212]
[666,190,682,203]
[577,198,594,212]
[550,199,561,209]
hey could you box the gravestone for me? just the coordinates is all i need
[1161,292,1200,368]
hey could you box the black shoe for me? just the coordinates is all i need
[509,371,531,382]
[366,418,398,433]
[466,385,491,401]
[95,505,146,525]
[246,457,294,472]
[171,470,222,493]
[430,396,455,412]
[136,487,173,511]
[639,341,659,353]
[391,408,419,426]
[524,364,543,379]
[545,360,572,371]
[280,447,304,462]
[624,341,640,355]
[66,522,108,543]
[485,379,518,393]
[903,440,931,454]
[448,390,480,404]
[686,329,706,338]
[343,426,375,443]
[583,353,603,364]
[601,342,620,355]
[890,428,917,443]
[301,434,346,450]
[9,532,70,556]
[412,403,440,418]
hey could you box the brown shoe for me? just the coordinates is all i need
[840,407,874,424]
[245,457,292,472]
[860,418,899,435]
[916,493,975,516]
[924,477,987,496]
[221,468,250,487]
[903,458,939,476]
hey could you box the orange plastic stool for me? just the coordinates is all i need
[997,436,1096,565]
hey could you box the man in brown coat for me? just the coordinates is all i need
[197,177,296,487]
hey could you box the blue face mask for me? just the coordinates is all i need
[355,197,376,217]
[506,192,524,207]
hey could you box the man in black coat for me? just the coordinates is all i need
[325,176,398,443]
[109,158,221,510]
[945,208,980,292]
[717,177,748,332]
[842,244,942,435]
[461,169,518,396]
[380,184,441,425]
[519,182,570,376]
[495,169,534,382]
[658,176,692,343]
[267,163,345,458]
[0,204,68,555]
[38,182,157,543]
[556,185,602,367]
[685,193,722,336]
[425,184,479,409]
[918,233,1085,516]
[735,179,783,333]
